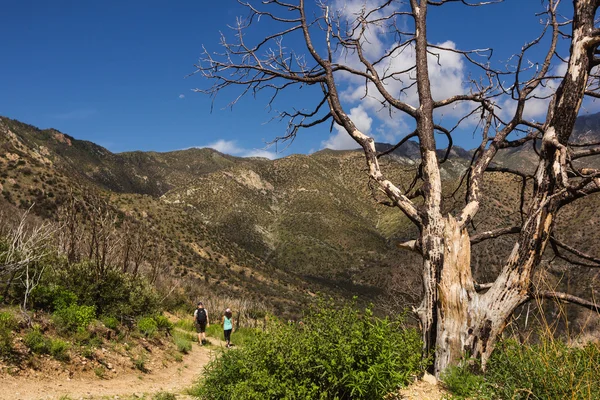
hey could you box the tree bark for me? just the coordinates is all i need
[433,215,477,375]
[426,210,553,375]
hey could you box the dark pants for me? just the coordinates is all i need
[224,329,232,343]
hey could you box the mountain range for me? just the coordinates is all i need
[1,114,599,320]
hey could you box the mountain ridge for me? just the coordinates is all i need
[2,113,600,321]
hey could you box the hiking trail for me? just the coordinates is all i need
[0,337,225,400]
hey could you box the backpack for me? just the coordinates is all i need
[196,308,207,324]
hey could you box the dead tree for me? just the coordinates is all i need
[0,206,54,311]
[56,191,84,264]
[195,0,600,376]
[147,238,169,285]
[131,221,150,278]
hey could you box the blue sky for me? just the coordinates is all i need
[0,0,590,157]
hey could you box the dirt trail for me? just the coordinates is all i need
[0,340,224,400]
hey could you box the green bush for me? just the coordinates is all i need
[173,332,193,354]
[30,285,77,312]
[154,314,174,334]
[100,315,119,331]
[24,328,51,354]
[191,301,426,400]
[485,338,600,400]
[94,366,106,379]
[44,261,160,319]
[441,360,494,400]
[0,312,17,357]
[205,322,221,338]
[0,312,17,329]
[137,317,158,337]
[133,353,149,372]
[52,304,96,333]
[71,328,102,347]
[175,318,196,332]
[50,338,70,361]
[228,327,259,348]
[443,338,600,400]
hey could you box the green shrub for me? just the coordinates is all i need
[52,304,96,333]
[81,345,95,359]
[137,317,158,338]
[0,312,16,357]
[443,338,600,400]
[441,360,494,400]
[71,328,102,347]
[100,315,119,331]
[174,333,193,354]
[175,318,195,332]
[133,353,149,372]
[191,301,426,400]
[94,366,106,379]
[32,261,160,320]
[24,328,51,354]
[53,262,160,318]
[228,327,259,348]
[154,314,173,334]
[0,312,16,329]
[49,338,70,361]
[484,338,600,400]
[205,322,221,338]
[30,285,77,312]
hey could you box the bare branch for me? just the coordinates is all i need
[534,291,600,313]
[550,236,600,266]
[470,226,521,245]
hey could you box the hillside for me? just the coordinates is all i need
[2,114,600,323]
[1,117,238,196]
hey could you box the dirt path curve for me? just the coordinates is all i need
[0,340,225,400]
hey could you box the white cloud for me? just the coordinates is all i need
[321,130,359,150]
[332,0,390,59]
[243,148,278,159]
[322,105,372,150]
[325,0,471,147]
[179,94,185,99]
[331,37,469,145]
[205,139,242,154]
[199,139,277,159]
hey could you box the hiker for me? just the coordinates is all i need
[194,301,209,345]
[222,308,234,348]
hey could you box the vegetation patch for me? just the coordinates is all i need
[0,311,17,358]
[191,301,426,400]
[443,337,600,400]
[137,316,158,338]
[173,333,193,354]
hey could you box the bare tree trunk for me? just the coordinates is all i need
[432,215,477,374]
[417,215,500,375]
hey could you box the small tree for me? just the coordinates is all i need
[195,0,600,376]
[0,206,54,312]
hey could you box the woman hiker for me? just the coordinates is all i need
[222,308,234,348]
